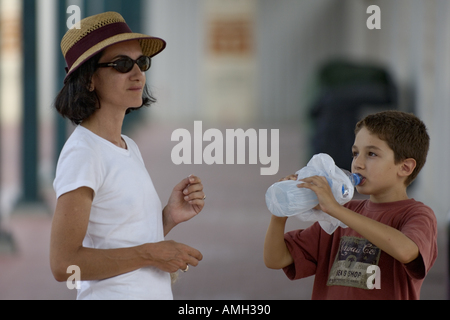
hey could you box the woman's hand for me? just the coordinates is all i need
[144,240,203,273]
[163,175,205,235]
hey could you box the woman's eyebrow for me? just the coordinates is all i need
[110,54,129,60]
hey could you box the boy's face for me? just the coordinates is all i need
[351,127,408,203]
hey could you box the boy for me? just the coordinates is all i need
[264,111,437,300]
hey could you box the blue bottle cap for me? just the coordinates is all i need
[352,173,362,186]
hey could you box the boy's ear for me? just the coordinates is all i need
[399,158,416,178]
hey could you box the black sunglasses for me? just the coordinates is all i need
[97,56,151,73]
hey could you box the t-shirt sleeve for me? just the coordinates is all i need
[53,141,103,199]
[399,206,438,280]
[283,222,324,280]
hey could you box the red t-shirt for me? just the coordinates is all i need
[283,199,437,300]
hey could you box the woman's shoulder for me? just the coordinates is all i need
[59,126,101,159]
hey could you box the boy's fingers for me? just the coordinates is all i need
[279,174,298,182]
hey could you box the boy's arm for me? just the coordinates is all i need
[330,206,419,264]
[298,176,419,264]
[264,173,298,269]
[264,216,294,269]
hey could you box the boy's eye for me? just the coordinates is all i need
[368,152,377,157]
[352,152,359,158]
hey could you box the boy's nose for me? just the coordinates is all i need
[353,155,365,170]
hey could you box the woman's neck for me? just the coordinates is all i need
[81,109,127,149]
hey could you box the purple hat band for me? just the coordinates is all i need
[64,22,132,73]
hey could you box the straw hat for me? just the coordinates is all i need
[61,11,166,82]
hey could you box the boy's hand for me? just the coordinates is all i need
[279,174,298,182]
[298,176,340,214]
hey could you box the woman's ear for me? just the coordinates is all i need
[399,158,416,178]
[88,75,96,92]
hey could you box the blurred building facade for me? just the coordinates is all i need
[0,0,449,223]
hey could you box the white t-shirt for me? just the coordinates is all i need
[53,125,173,300]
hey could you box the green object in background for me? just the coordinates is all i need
[21,0,39,204]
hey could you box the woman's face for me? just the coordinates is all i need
[91,40,146,112]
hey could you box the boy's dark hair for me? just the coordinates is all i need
[355,110,430,186]
[54,51,156,125]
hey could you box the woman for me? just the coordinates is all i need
[50,12,205,300]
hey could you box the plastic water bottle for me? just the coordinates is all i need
[341,170,363,198]
[265,169,363,218]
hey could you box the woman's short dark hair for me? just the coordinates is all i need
[54,51,156,125]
